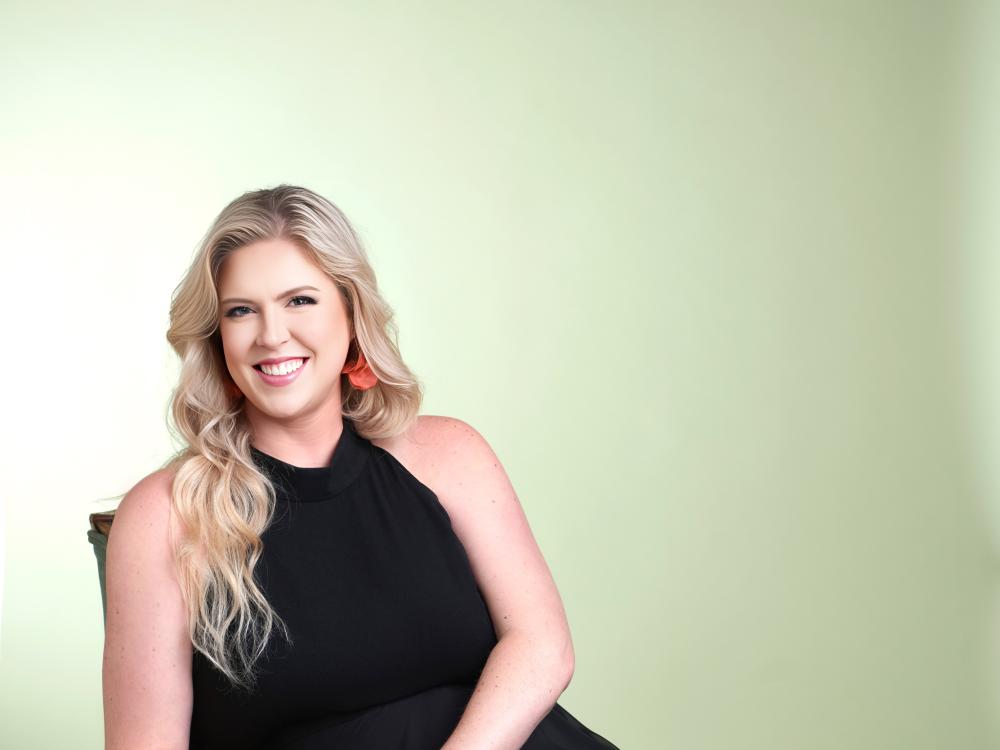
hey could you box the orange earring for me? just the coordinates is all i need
[342,348,378,390]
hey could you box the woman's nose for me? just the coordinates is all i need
[256,312,290,348]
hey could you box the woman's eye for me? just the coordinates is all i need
[224,296,316,318]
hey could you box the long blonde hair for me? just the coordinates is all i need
[160,184,423,691]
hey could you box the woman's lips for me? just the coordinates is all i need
[254,358,309,387]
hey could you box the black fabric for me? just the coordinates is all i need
[189,415,618,749]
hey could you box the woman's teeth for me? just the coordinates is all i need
[259,358,304,376]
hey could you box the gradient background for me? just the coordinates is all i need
[1,2,997,748]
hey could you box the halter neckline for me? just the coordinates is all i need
[250,415,372,501]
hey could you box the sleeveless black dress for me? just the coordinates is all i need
[189,415,618,749]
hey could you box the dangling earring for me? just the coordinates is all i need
[342,344,378,390]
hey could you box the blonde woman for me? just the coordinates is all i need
[101,185,619,749]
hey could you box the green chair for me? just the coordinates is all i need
[88,511,117,625]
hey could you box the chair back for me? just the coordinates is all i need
[88,511,116,625]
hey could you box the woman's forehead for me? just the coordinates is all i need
[218,240,333,295]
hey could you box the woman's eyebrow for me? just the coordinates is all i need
[221,285,321,306]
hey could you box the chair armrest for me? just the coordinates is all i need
[88,511,117,625]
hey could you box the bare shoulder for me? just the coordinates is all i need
[134,465,177,499]
[113,465,181,537]
[371,414,484,484]
[113,466,167,520]
[371,414,509,522]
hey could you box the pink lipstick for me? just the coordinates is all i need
[253,357,309,387]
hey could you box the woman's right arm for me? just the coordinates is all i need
[102,468,193,750]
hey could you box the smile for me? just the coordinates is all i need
[253,357,309,386]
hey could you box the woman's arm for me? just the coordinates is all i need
[441,631,573,749]
[416,416,576,749]
[103,468,193,749]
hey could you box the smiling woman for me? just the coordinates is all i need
[213,237,359,431]
[100,184,619,749]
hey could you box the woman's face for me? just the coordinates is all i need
[217,237,351,423]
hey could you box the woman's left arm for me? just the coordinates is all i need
[422,417,576,750]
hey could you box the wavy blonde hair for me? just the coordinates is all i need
[159,184,423,691]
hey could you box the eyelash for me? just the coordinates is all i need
[224,296,317,319]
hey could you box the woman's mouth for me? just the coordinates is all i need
[253,357,309,386]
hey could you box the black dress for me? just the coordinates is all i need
[189,415,618,749]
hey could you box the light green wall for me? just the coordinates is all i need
[0,2,995,748]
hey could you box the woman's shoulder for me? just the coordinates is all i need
[119,465,176,512]
[111,460,187,543]
[371,414,478,473]
[370,414,509,520]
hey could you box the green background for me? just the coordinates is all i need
[1,2,997,748]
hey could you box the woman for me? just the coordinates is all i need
[102,184,618,749]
